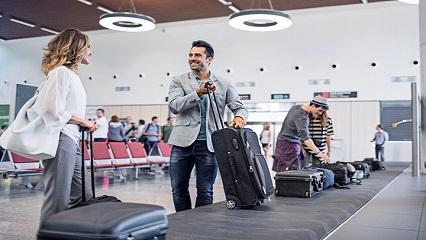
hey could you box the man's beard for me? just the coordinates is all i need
[190,61,206,72]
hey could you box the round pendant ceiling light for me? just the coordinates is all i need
[229,9,292,32]
[98,0,155,32]
[398,0,419,4]
[99,12,155,32]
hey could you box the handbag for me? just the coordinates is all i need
[0,82,61,160]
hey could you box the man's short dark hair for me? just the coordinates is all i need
[139,119,145,125]
[192,40,214,59]
[152,116,158,121]
[96,108,104,113]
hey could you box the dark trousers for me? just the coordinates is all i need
[272,139,301,172]
[145,140,158,154]
[302,152,323,169]
[170,140,217,212]
[375,145,385,162]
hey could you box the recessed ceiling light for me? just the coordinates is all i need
[217,0,232,6]
[76,0,92,5]
[10,18,35,28]
[229,9,292,32]
[97,6,114,14]
[41,27,59,34]
[398,0,419,4]
[228,5,240,13]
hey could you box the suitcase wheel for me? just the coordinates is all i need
[275,189,279,196]
[226,200,236,209]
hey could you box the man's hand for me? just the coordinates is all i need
[231,116,245,129]
[196,81,216,96]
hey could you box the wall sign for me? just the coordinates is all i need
[271,94,290,100]
[238,94,251,100]
[314,91,357,98]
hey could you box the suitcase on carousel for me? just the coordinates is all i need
[274,170,323,198]
[363,158,385,171]
[37,132,168,240]
[212,127,274,209]
[352,161,371,178]
[320,162,351,185]
[207,84,273,209]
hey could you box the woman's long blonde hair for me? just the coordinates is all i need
[319,111,328,127]
[41,28,89,75]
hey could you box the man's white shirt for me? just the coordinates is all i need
[93,116,108,139]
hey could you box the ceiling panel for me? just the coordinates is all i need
[0,0,394,40]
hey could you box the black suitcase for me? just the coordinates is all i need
[320,163,350,185]
[37,131,168,240]
[352,161,371,178]
[363,158,385,171]
[207,85,273,209]
[38,202,168,240]
[239,128,274,196]
[274,170,323,198]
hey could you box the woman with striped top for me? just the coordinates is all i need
[302,111,334,168]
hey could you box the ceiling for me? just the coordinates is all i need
[0,0,392,40]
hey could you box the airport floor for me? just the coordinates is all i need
[0,162,425,240]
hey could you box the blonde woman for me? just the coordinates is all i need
[38,29,96,224]
[260,122,272,159]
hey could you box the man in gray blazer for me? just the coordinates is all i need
[168,40,248,212]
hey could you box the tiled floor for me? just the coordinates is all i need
[326,167,426,240]
[0,169,226,240]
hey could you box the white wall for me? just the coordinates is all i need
[0,2,420,105]
[0,1,418,162]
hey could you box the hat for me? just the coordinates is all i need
[311,96,329,110]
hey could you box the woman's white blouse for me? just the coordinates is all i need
[34,66,87,144]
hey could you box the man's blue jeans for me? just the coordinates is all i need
[170,140,217,212]
[375,145,385,162]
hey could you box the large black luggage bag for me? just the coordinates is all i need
[37,131,168,240]
[38,202,168,240]
[275,170,323,198]
[363,158,385,171]
[320,163,350,185]
[212,127,273,209]
[352,161,371,178]
[239,128,274,196]
[207,84,273,209]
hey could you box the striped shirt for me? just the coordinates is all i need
[303,117,334,154]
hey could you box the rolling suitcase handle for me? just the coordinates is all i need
[80,129,96,202]
[205,81,225,131]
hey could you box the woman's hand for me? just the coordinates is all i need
[81,120,97,132]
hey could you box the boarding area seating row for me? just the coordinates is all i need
[0,141,172,179]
